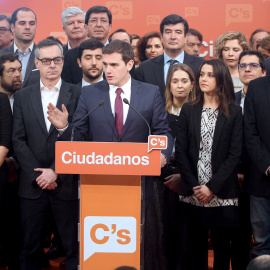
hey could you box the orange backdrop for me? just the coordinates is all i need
[1,0,269,59]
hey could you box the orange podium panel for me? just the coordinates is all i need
[55,141,162,270]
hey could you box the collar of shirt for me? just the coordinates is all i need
[40,78,62,92]
[82,76,103,87]
[163,51,185,85]
[104,40,109,46]
[67,41,71,50]
[109,76,131,124]
[14,42,34,54]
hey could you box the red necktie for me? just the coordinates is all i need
[115,88,123,136]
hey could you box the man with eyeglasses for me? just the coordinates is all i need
[0,8,37,88]
[237,50,266,110]
[62,5,112,84]
[12,38,81,270]
[244,50,270,260]
[0,15,13,51]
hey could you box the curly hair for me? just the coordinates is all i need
[215,31,250,60]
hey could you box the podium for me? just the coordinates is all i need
[55,140,163,269]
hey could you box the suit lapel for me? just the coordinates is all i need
[23,44,36,87]
[193,102,202,151]
[212,111,226,155]
[183,52,193,67]
[153,55,165,94]
[121,79,141,137]
[29,83,48,135]
[265,78,270,110]
[48,81,72,135]
[99,81,118,137]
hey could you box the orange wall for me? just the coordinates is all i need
[1,0,269,58]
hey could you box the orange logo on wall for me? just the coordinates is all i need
[185,7,199,17]
[106,1,132,19]
[148,135,167,152]
[226,4,253,26]
[146,15,160,26]
[62,0,81,9]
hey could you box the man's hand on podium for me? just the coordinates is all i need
[47,103,69,129]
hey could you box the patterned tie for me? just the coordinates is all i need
[115,88,124,136]
[169,59,178,71]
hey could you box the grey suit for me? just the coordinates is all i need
[0,43,38,88]
[12,81,81,270]
[135,52,205,99]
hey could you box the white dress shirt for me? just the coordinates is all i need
[81,76,103,87]
[40,79,61,132]
[109,77,131,125]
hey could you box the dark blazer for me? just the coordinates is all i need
[135,52,205,99]
[244,76,270,197]
[175,102,243,199]
[235,90,242,105]
[12,81,81,200]
[266,58,270,76]
[0,43,37,88]
[63,44,69,55]
[61,78,173,160]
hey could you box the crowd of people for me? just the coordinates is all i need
[0,4,270,270]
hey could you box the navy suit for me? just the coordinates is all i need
[61,78,173,200]
[135,52,205,99]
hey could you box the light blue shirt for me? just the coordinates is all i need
[163,51,185,85]
[14,42,34,82]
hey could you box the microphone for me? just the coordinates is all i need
[123,98,151,136]
[71,100,105,141]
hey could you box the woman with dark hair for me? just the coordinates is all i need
[136,31,164,62]
[175,59,243,270]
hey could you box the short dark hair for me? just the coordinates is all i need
[46,36,63,47]
[78,39,104,60]
[35,38,63,59]
[109,28,131,43]
[250,29,270,48]
[193,59,235,118]
[238,50,266,72]
[103,40,134,64]
[188,28,203,43]
[0,53,21,76]
[130,34,140,41]
[85,6,112,25]
[0,15,12,30]
[136,31,162,62]
[11,7,36,25]
[160,14,189,35]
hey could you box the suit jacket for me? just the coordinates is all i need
[244,76,270,197]
[61,78,173,160]
[63,44,69,55]
[0,43,37,88]
[12,81,81,200]
[135,52,205,99]
[266,57,270,76]
[235,90,242,105]
[175,102,243,199]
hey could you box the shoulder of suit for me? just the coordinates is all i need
[64,46,79,58]
[0,44,13,54]
[184,52,205,64]
[138,54,163,68]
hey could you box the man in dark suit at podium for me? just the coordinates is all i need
[48,40,173,204]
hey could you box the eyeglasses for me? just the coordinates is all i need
[37,57,64,65]
[238,63,261,70]
[0,27,11,34]
[89,18,109,24]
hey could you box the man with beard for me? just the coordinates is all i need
[0,52,22,270]
[77,39,104,87]
[0,53,22,108]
